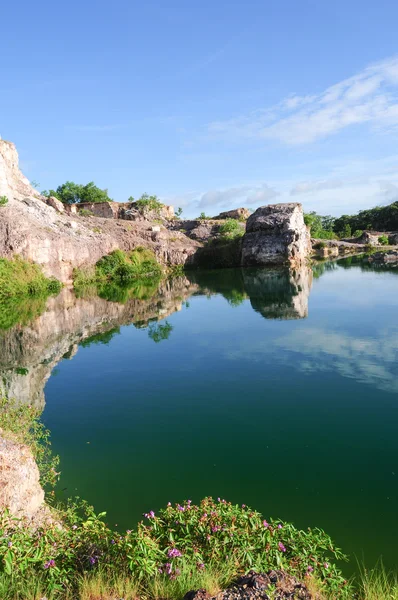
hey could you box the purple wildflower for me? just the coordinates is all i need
[167,502,171,507]
[126,529,132,534]
[89,557,96,565]
[307,566,314,573]
[242,504,246,508]
[72,525,78,530]
[168,548,182,558]
[149,510,155,518]
[217,497,221,502]
[278,524,283,529]
[197,563,205,570]
[7,542,12,548]
[324,563,329,569]
[44,559,56,569]
[110,540,115,545]
[278,542,286,553]
[263,520,269,528]
[177,504,185,512]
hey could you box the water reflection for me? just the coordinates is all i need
[1,258,398,407]
[0,277,196,408]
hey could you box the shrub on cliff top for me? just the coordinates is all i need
[0,195,8,207]
[131,193,165,215]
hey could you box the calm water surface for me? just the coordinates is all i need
[27,260,398,572]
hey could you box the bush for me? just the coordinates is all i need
[0,497,352,599]
[198,212,212,220]
[0,257,61,303]
[0,195,8,207]
[74,249,163,296]
[78,208,94,217]
[353,230,363,238]
[378,235,389,245]
[219,219,244,241]
[313,241,326,250]
[134,194,164,215]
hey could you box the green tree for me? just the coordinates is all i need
[42,181,112,204]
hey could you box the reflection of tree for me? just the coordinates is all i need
[312,261,338,279]
[148,321,173,343]
[80,327,121,348]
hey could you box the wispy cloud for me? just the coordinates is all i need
[290,178,345,195]
[164,183,279,215]
[207,56,398,145]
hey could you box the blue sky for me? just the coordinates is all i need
[2,0,398,218]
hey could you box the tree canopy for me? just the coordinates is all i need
[42,181,112,204]
[333,201,398,233]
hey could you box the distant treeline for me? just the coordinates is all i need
[333,201,398,233]
[305,200,398,239]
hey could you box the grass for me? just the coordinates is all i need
[357,564,398,600]
[0,256,61,302]
[0,257,62,329]
[218,218,244,241]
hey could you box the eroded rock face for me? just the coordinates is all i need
[0,140,200,281]
[0,434,46,522]
[241,203,311,267]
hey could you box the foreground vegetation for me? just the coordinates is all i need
[0,403,396,600]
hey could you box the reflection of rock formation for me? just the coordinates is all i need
[0,278,197,409]
[243,266,313,320]
[187,266,313,320]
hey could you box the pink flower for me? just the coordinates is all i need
[278,542,286,552]
[263,520,269,528]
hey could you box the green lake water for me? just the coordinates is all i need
[2,258,398,574]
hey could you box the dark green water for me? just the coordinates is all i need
[37,260,398,573]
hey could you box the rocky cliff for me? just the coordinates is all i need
[0,434,49,524]
[0,140,200,282]
[0,139,313,280]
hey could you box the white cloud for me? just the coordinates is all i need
[207,56,398,145]
[163,183,279,217]
[198,183,279,209]
[290,179,344,195]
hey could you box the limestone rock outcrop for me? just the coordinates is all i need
[0,434,47,522]
[213,208,251,220]
[0,139,200,282]
[241,203,311,267]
